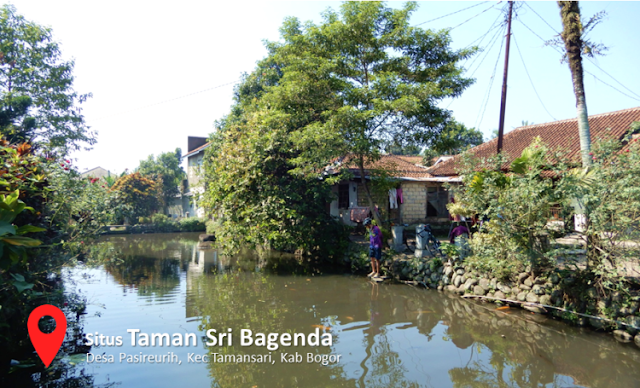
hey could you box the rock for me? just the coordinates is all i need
[550,290,563,305]
[523,304,545,314]
[446,284,457,292]
[430,272,440,282]
[453,275,462,288]
[597,300,609,312]
[550,273,560,284]
[438,266,444,274]
[586,287,598,299]
[479,278,490,290]
[532,285,545,295]
[589,318,606,330]
[517,272,529,283]
[456,268,465,275]
[486,292,494,299]
[635,334,640,349]
[630,302,640,315]
[612,291,623,303]
[461,275,467,284]
[613,330,633,343]
[517,292,527,302]
[534,276,546,285]
[494,291,506,300]
[444,266,453,276]
[199,234,215,242]
[526,292,539,303]
[520,285,532,291]
[625,316,640,334]
[539,295,551,306]
[497,283,512,294]
[473,285,487,296]
[489,278,497,290]
[524,278,533,287]
[437,285,444,291]
[443,276,450,285]
[563,277,575,286]
[463,278,478,291]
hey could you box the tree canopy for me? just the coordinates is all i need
[422,120,483,165]
[0,4,93,153]
[137,148,185,209]
[205,1,475,252]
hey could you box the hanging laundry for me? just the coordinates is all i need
[389,188,398,209]
[396,187,403,204]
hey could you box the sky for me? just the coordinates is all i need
[4,1,640,174]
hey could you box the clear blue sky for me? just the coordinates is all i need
[4,1,640,173]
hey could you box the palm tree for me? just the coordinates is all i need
[557,2,607,168]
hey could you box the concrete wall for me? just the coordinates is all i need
[400,182,427,223]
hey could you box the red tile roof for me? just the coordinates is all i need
[333,154,433,179]
[429,106,640,176]
[184,142,211,157]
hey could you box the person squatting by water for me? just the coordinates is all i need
[364,218,382,279]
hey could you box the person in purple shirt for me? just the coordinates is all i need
[364,218,383,278]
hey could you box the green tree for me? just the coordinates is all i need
[422,120,483,165]
[0,5,94,152]
[556,2,607,167]
[137,148,185,210]
[266,2,475,224]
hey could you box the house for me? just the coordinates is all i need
[326,154,455,225]
[80,166,112,179]
[428,106,640,178]
[180,136,210,218]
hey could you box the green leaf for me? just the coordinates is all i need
[13,280,34,293]
[0,222,16,236]
[15,225,47,235]
[1,236,42,247]
[10,273,25,282]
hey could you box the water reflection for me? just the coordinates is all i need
[76,233,640,388]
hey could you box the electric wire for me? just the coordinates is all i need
[523,2,560,35]
[414,1,490,27]
[449,2,502,31]
[586,58,640,100]
[93,79,240,121]
[512,32,557,120]
[467,22,507,78]
[584,70,640,102]
[474,27,506,130]
[517,17,640,102]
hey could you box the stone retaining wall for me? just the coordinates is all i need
[384,252,640,349]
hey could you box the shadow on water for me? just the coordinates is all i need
[49,233,640,388]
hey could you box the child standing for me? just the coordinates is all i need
[364,218,382,278]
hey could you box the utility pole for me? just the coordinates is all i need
[497,1,514,154]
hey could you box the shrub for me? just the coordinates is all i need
[179,218,206,232]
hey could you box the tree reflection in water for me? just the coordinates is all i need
[82,234,640,388]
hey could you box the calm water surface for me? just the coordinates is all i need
[66,233,640,388]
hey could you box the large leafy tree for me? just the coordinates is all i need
[266,2,475,224]
[137,148,185,210]
[422,120,483,165]
[0,5,94,153]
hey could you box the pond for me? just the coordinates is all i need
[64,233,640,388]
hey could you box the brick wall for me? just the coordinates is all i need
[400,182,427,223]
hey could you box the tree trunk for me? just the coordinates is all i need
[357,157,382,226]
[558,1,592,167]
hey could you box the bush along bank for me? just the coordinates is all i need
[344,245,640,349]
[102,215,206,234]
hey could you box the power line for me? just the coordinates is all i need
[468,22,507,78]
[584,69,640,102]
[93,80,240,121]
[523,2,560,35]
[516,17,640,102]
[512,32,557,120]
[586,58,640,100]
[414,2,490,27]
[449,2,501,31]
[475,26,506,130]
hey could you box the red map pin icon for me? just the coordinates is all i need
[28,305,67,368]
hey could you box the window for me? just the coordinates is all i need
[338,184,349,209]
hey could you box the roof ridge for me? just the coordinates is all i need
[513,106,640,132]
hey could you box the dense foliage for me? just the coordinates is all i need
[449,125,640,315]
[0,5,93,153]
[110,172,162,223]
[205,1,474,255]
[137,148,185,210]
